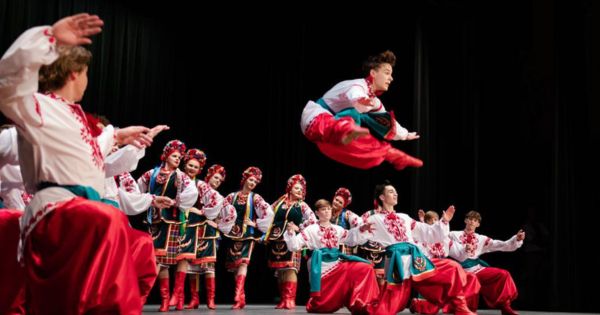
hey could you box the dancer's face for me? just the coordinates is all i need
[332,196,344,212]
[379,185,398,207]
[290,183,304,200]
[244,176,258,191]
[370,63,393,92]
[317,205,332,222]
[165,152,181,169]
[208,173,224,189]
[184,159,201,178]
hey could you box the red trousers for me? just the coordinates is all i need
[306,261,380,314]
[376,258,466,315]
[24,197,143,315]
[0,210,26,315]
[477,266,518,308]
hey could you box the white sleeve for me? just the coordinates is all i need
[254,194,274,233]
[0,27,58,126]
[97,125,116,158]
[136,170,152,193]
[283,229,309,252]
[411,217,449,244]
[0,127,20,167]
[481,235,524,254]
[117,189,154,215]
[344,225,372,247]
[177,174,198,210]
[391,120,409,140]
[448,239,469,262]
[104,144,145,177]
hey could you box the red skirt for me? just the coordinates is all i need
[24,197,142,315]
[0,210,26,315]
[306,261,380,314]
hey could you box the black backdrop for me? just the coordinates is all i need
[2,0,599,312]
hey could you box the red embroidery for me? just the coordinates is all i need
[383,212,407,242]
[68,104,104,170]
[460,231,479,257]
[32,95,44,127]
[428,242,446,258]
[319,225,339,248]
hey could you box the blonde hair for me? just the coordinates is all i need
[424,211,439,224]
[314,199,331,210]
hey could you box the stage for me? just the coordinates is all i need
[142,305,599,314]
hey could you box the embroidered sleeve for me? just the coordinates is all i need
[482,234,523,254]
[136,170,152,193]
[104,144,144,177]
[254,193,274,233]
[216,200,237,234]
[197,180,224,220]
[299,202,317,230]
[283,226,309,252]
[346,209,363,228]
[0,27,58,126]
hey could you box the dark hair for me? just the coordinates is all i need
[373,180,392,206]
[39,46,92,92]
[362,50,396,75]
[465,210,482,222]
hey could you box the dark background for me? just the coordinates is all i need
[2,0,599,312]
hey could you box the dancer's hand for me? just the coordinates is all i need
[516,229,525,241]
[359,222,375,234]
[52,13,104,45]
[286,222,299,233]
[244,217,256,227]
[116,126,152,148]
[442,205,455,222]
[152,196,174,209]
[417,209,425,222]
[147,125,170,139]
[406,132,420,140]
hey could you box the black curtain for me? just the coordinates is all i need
[1,0,598,312]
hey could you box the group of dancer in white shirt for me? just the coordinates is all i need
[0,13,525,315]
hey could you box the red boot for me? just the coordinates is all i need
[206,276,216,309]
[385,148,423,170]
[501,302,519,315]
[185,274,200,309]
[172,271,186,310]
[283,281,297,309]
[275,281,286,309]
[158,278,170,312]
[231,275,246,309]
[452,296,476,315]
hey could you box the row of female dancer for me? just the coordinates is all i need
[132,139,524,315]
[0,13,523,315]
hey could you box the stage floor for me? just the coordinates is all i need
[142,305,599,314]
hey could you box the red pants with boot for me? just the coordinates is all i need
[306,261,380,314]
[0,210,25,315]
